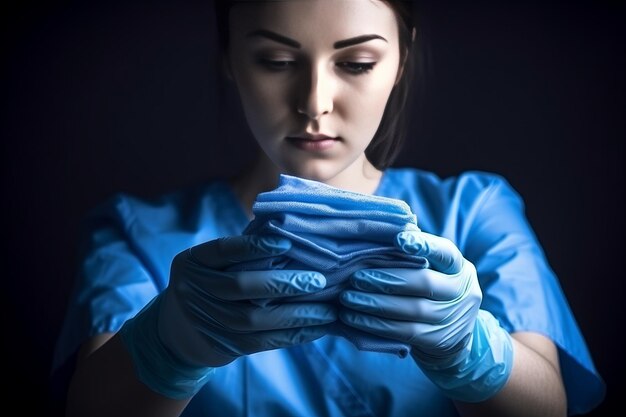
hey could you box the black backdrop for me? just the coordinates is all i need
[2,1,623,415]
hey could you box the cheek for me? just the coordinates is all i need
[343,67,397,137]
[235,71,291,138]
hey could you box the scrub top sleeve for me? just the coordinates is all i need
[460,175,605,414]
[52,194,159,375]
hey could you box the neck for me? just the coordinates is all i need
[229,155,279,219]
[322,155,383,195]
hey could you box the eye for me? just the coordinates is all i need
[257,58,297,72]
[337,62,376,75]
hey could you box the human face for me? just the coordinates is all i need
[227,0,401,189]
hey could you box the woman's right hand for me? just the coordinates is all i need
[162,235,336,365]
[120,235,336,399]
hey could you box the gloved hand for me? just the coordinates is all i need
[339,230,513,402]
[120,235,337,399]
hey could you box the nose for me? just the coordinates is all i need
[296,64,334,120]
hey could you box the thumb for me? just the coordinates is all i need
[188,235,291,270]
[396,231,463,275]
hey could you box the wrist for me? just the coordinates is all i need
[119,293,215,400]
[411,309,514,402]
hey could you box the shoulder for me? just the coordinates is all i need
[386,167,509,188]
[383,167,520,207]
[75,179,246,287]
[382,168,524,237]
[77,179,248,256]
[85,180,236,231]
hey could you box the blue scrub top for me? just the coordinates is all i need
[52,168,605,416]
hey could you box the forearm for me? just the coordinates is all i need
[66,333,191,417]
[454,333,567,417]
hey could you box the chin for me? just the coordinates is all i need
[281,160,341,184]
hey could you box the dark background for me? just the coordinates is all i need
[2,0,623,415]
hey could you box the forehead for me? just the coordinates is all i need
[228,0,399,46]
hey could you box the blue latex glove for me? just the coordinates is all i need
[120,235,337,399]
[339,230,513,402]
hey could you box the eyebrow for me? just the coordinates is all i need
[245,30,387,50]
[333,34,387,49]
[246,29,301,48]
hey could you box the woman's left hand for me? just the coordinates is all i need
[340,230,515,402]
[339,230,482,360]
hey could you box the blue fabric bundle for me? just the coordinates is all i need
[232,174,427,357]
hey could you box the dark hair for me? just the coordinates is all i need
[213,0,418,169]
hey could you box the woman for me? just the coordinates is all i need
[54,1,605,416]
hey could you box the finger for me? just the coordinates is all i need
[339,309,430,345]
[215,324,335,356]
[350,268,463,301]
[340,290,450,323]
[192,269,327,300]
[188,235,291,270]
[198,302,337,332]
[396,231,464,274]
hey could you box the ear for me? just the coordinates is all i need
[394,27,416,86]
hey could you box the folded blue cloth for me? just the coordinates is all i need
[231,174,428,357]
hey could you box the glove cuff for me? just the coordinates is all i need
[412,309,514,403]
[119,293,215,399]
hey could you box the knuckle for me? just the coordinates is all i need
[465,260,477,276]
[222,305,256,331]
[407,301,424,318]
[438,338,457,352]
[236,312,257,331]
[464,262,483,302]
[236,335,262,355]
[423,280,435,299]
[407,323,423,345]
[470,284,483,304]
[171,249,190,271]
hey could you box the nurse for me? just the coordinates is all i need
[55,1,605,416]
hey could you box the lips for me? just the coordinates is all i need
[286,134,339,151]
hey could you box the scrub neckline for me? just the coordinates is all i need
[373,168,392,197]
[217,180,253,228]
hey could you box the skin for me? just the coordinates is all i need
[226,0,401,211]
[65,1,567,416]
